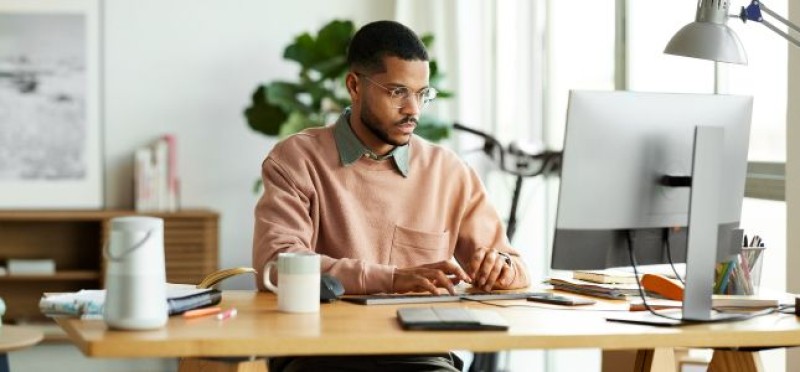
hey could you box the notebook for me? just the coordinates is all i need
[396,307,509,331]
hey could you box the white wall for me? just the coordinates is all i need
[103,0,394,290]
[11,1,394,371]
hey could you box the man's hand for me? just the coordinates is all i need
[469,247,515,292]
[392,261,472,295]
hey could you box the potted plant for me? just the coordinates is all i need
[244,19,453,142]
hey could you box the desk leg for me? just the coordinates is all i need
[178,357,268,372]
[603,349,677,372]
[708,350,763,372]
[634,348,677,372]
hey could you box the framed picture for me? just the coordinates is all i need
[0,0,102,209]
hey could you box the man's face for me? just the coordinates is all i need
[349,56,430,154]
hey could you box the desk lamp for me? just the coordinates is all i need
[665,0,800,64]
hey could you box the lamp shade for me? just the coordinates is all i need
[664,0,747,65]
[665,21,748,64]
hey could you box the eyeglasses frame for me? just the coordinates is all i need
[354,72,437,109]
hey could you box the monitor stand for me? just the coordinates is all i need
[607,126,745,326]
[606,309,751,327]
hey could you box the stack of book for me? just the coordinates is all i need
[553,270,781,309]
[571,270,639,284]
[546,277,642,300]
[135,134,179,212]
[39,284,221,318]
[552,270,683,300]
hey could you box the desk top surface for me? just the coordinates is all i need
[55,291,800,358]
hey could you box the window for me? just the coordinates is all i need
[452,0,788,370]
[627,1,715,93]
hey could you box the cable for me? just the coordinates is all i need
[626,231,684,322]
[628,230,778,324]
[663,228,685,285]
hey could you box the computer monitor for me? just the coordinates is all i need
[552,90,753,323]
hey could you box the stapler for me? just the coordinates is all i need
[641,274,684,301]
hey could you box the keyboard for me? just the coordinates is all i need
[342,292,536,305]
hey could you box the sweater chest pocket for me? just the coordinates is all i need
[390,225,450,267]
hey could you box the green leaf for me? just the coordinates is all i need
[420,34,434,48]
[429,60,439,76]
[284,33,317,68]
[435,90,454,99]
[278,111,323,138]
[415,115,451,142]
[429,61,447,89]
[244,85,289,136]
[267,82,312,114]
[310,55,349,80]
[245,19,452,142]
[316,20,354,60]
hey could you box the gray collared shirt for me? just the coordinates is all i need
[332,108,410,177]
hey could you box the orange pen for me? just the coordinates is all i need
[182,306,222,319]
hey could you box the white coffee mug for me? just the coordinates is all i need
[263,252,320,313]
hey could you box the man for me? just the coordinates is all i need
[253,20,529,371]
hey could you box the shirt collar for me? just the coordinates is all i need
[333,108,410,177]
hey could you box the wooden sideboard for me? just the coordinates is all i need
[0,210,219,324]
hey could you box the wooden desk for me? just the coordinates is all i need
[55,291,800,372]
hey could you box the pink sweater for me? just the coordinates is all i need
[253,125,529,294]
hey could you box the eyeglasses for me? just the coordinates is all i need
[356,73,438,109]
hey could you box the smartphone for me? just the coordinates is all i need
[526,293,596,306]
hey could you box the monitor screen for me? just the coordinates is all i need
[552,90,753,270]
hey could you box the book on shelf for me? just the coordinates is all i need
[135,134,180,212]
[7,259,56,275]
[572,270,639,284]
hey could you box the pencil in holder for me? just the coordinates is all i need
[713,246,765,296]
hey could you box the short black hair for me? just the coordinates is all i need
[347,20,429,74]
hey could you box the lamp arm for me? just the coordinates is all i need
[759,2,800,34]
[760,18,800,48]
[740,1,800,48]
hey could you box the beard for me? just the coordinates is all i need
[360,103,417,147]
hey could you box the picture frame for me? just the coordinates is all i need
[0,0,102,209]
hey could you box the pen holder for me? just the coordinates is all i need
[713,246,765,296]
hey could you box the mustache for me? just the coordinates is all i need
[395,117,418,126]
